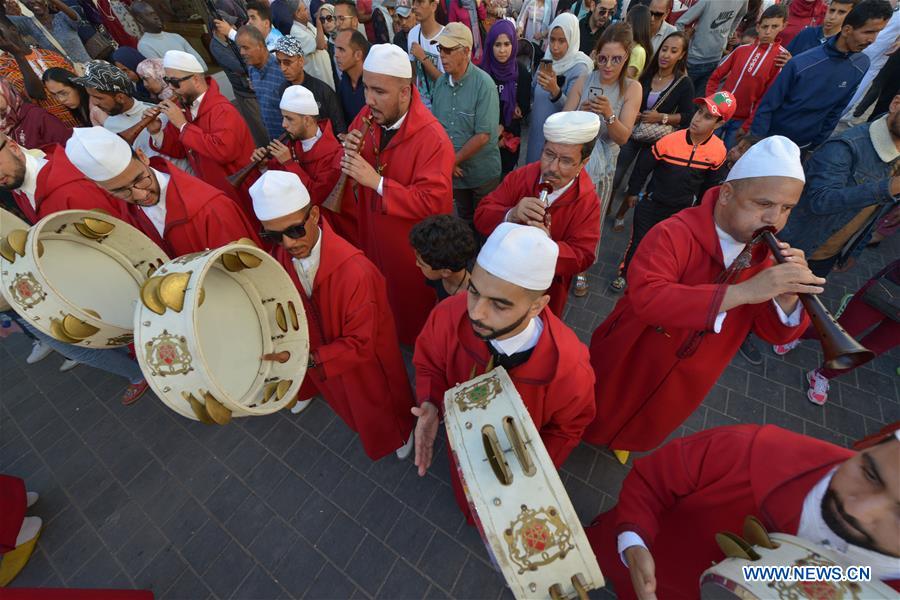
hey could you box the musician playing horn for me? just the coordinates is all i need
[250,170,416,460]
[584,135,820,464]
[247,86,342,228]
[412,223,596,521]
[146,50,257,222]
[474,111,602,318]
[340,43,455,345]
[588,424,900,599]
[66,126,260,258]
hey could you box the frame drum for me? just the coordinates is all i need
[0,209,168,347]
[444,367,605,600]
[0,208,28,312]
[133,243,309,424]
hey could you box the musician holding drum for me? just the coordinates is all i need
[474,111,603,318]
[412,223,596,520]
[587,424,900,599]
[583,135,820,465]
[65,127,260,257]
[146,50,258,222]
[250,171,416,460]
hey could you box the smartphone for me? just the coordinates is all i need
[539,59,553,75]
[588,86,603,100]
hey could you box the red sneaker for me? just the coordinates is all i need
[122,381,149,406]
[806,369,830,406]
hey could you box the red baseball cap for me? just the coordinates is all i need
[694,91,737,121]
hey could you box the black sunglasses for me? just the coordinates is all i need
[650,10,666,17]
[319,14,334,21]
[260,210,313,243]
[162,74,194,87]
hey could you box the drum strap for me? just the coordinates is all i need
[484,341,536,372]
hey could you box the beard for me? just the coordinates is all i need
[105,99,127,116]
[0,154,27,191]
[820,488,889,555]
[469,310,530,341]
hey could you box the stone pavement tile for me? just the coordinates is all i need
[393,468,442,514]
[366,451,410,493]
[783,388,827,426]
[49,524,102,581]
[65,399,107,432]
[181,519,233,575]
[317,510,367,568]
[306,561,361,600]
[357,486,403,540]
[246,453,292,502]
[824,403,867,441]
[68,547,130,588]
[108,444,156,486]
[705,408,740,429]
[880,397,900,423]
[345,534,398,596]
[725,392,766,425]
[764,406,805,435]
[803,422,846,447]
[225,435,270,480]
[454,520,490,561]
[28,415,74,455]
[202,540,257,599]
[425,584,452,599]
[7,548,58,588]
[126,460,170,508]
[424,482,465,536]
[295,398,336,437]
[587,452,628,499]
[162,497,211,548]
[283,432,328,477]
[836,383,883,421]
[290,490,338,543]
[39,504,86,552]
[249,516,300,567]
[163,567,214,600]
[717,365,749,394]
[306,446,352,496]
[95,500,151,553]
[683,405,707,431]
[703,384,729,412]
[5,450,41,482]
[267,470,311,521]
[165,439,213,481]
[385,508,435,560]
[377,558,432,600]
[417,530,469,591]
[764,357,805,391]
[745,374,785,409]
[271,537,327,598]
[179,454,232,504]
[238,411,280,442]
[134,543,188,598]
[330,465,377,518]
[225,493,275,547]
[232,564,290,599]
[82,480,131,527]
[561,442,597,483]
[451,556,506,600]
[318,415,360,455]
[68,463,118,509]
[854,367,896,400]
[262,417,305,457]
[564,475,605,524]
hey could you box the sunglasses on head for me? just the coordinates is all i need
[259,210,313,243]
[162,74,193,87]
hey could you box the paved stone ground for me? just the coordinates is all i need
[2,209,897,599]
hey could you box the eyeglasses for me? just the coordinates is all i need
[108,166,154,200]
[260,210,313,243]
[437,45,462,55]
[650,10,666,18]
[335,14,353,21]
[50,89,73,101]
[162,74,194,88]
[595,7,613,15]
[541,147,579,169]
[319,14,334,21]
[596,54,625,65]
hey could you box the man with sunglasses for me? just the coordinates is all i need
[146,50,258,224]
[66,126,260,259]
[250,170,416,460]
[579,0,616,55]
[412,222,596,520]
[648,0,677,53]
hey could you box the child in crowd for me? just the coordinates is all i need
[409,215,477,302]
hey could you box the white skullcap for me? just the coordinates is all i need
[250,170,310,221]
[725,135,805,183]
[65,126,132,181]
[477,223,558,291]
[543,111,601,145]
[280,85,318,116]
[163,50,205,74]
[363,43,412,79]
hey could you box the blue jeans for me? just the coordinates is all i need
[687,61,720,99]
[10,313,144,384]
[716,118,745,149]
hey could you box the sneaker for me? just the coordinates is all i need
[612,218,625,232]
[15,517,41,547]
[290,397,314,414]
[395,431,414,460]
[573,274,589,297]
[738,338,763,366]
[26,341,52,364]
[773,339,801,356]
[122,381,149,406]
[806,369,830,406]
[25,492,38,508]
[59,359,80,372]
[609,276,627,292]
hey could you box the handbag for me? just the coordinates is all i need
[861,267,900,323]
[630,75,686,144]
[83,28,116,59]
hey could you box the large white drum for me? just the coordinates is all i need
[133,243,309,425]
[444,367,605,600]
[0,208,29,312]
[701,530,896,599]
[0,209,167,347]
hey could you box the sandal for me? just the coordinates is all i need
[122,381,149,406]
[609,276,626,292]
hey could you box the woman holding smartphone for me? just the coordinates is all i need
[563,23,641,295]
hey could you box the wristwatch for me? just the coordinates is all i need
[661,113,669,125]
[606,114,618,125]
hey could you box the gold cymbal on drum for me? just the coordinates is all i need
[62,314,100,339]
[237,251,262,269]
[73,222,104,240]
[183,391,215,425]
[0,237,15,262]
[158,272,192,313]
[203,391,232,425]
[49,317,81,344]
[233,237,258,248]
[262,382,278,404]
[140,276,166,315]
[220,253,244,272]
[288,301,299,330]
[275,303,288,332]
[6,229,27,256]
[81,217,115,236]
[275,379,293,400]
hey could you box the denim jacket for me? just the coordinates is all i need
[780,118,898,258]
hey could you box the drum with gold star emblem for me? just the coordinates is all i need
[133,242,309,425]
[0,209,167,347]
[444,367,605,599]
[0,208,29,313]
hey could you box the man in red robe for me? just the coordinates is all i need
[0,135,132,225]
[339,44,455,345]
[146,51,257,222]
[589,424,900,599]
[0,474,40,586]
[413,223,596,518]
[584,136,819,463]
[251,170,415,460]
[247,86,347,240]
[65,127,260,258]
[474,111,602,317]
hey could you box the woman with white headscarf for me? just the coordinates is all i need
[291,0,338,89]
[525,12,593,164]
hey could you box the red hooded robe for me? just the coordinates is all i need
[0,474,25,554]
[587,424,900,598]
[273,222,415,459]
[585,187,810,451]
[344,87,455,345]
[474,162,601,317]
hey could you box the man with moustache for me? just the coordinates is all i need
[147,50,258,221]
[589,424,900,599]
[273,36,346,135]
[334,29,370,124]
[251,170,415,459]
[66,127,259,258]
[578,0,616,55]
[412,223,596,519]
[474,111,602,317]
[339,44,454,345]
